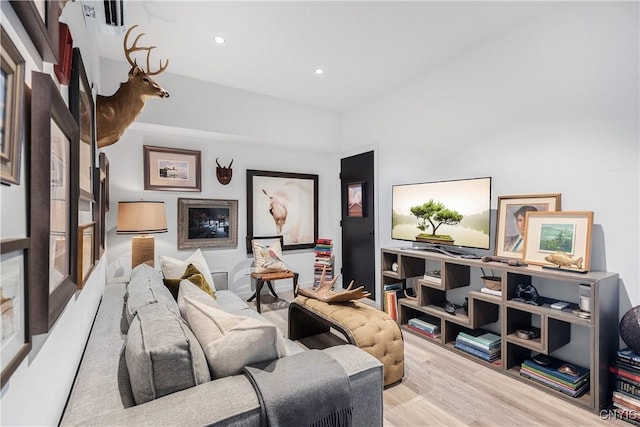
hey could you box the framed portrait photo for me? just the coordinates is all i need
[177,198,238,249]
[143,145,201,191]
[247,170,318,251]
[495,194,561,258]
[346,181,365,218]
[523,211,594,272]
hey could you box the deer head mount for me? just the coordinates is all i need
[216,158,233,185]
[96,25,169,148]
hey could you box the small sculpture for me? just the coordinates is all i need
[296,266,370,303]
[216,158,233,185]
[544,252,584,270]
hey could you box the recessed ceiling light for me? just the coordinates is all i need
[213,36,225,44]
[314,68,324,75]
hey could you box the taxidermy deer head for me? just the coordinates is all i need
[96,25,169,148]
[216,158,233,185]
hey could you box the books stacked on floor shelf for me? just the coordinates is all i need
[610,348,640,425]
[313,238,334,288]
[454,330,501,363]
[407,317,441,339]
[520,355,589,398]
[423,270,441,285]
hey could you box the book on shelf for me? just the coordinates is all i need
[454,341,500,362]
[618,360,640,375]
[316,238,333,245]
[455,338,501,357]
[408,317,440,333]
[611,365,640,383]
[618,348,640,367]
[385,291,398,320]
[406,324,441,339]
[616,376,640,397]
[519,368,589,398]
[422,270,442,284]
[455,335,501,354]
[523,356,589,385]
[457,330,501,348]
[613,392,640,412]
[480,287,502,297]
[520,365,588,390]
[384,282,403,292]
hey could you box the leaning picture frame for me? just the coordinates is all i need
[77,222,95,288]
[29,71,79,334]
[522,211,594,272]
[1,238,31,387]
[177,198,238,249]
[143,145,201,191]
[9,0,60,63]
[247,169,318,251]
[495,194,561,259]
[0,26,26,186]
[346,181,365,218]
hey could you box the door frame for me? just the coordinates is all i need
[337,144,381,307]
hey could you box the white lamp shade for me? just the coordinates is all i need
[116,201,168,234]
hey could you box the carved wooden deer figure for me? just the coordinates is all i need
[96,25,170,148]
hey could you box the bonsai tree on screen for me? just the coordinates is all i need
[410,199,463,242]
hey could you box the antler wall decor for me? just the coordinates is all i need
[296,266,371,303]
[96,25,170,148]
[216,158,233,185]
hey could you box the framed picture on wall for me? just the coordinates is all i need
[177,198,238,249]
[77,222,95,288]
[9,0,61,63]
[346,181,365,218]
[246,169,318,251]
[29,71,79,335]
[143,145,201,191]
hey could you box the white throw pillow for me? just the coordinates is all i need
[181,296,288,378]
[160,248,216,291]
[252,239,287,273]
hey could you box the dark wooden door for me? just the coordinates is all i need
[340,151,375,299]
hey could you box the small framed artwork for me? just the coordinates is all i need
[247,169,318,251]
[29,71,79,334]
[495,194,561,258]
[523,211,594,272]
[9,0,61,63]
[1,26,26,186]
[77,222,95,288]
[53,22,73,85]
[346,181,365,217]
[177,198,238,249]
[70,48,95,204]
[143,145,201,191]
[1,238,31,387]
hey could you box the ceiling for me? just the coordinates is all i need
[83,1,557,112]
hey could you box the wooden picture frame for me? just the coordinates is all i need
[246,169,318,251]
[29,71,79,334]
[177,198,238,249]
[70,48,95,204]
[143,145,201,191]
[1,238,31,387]
[0,26,26,186]
[346,181,365,218]
[10,0,61,63]
[53,22,72,85]
[94,153,108,259]
[523,211,593,272]
[495,194,561,259]
[77,222,95,288]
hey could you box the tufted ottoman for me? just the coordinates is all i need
[289,295,404,386]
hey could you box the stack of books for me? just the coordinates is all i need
[520,355,589,397]
[610,348,640,422]
[407,317,441,339]
[313,238,334,288]
[454,330,501,363]
[480,287,502,297]
[383,282,403,320]
[422,270,441,285]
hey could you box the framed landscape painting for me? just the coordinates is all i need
[143,145,201,191]
[177,198,238,249]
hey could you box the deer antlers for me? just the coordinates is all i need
[124,24,169,76]
[296,266,371,303]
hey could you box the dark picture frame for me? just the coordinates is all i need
[1,238,31,387]
[0,26,26,186]
[77,222,95,288]
[10,0,61,63]
[53,22,73,85]
[143,145,201,192]
[247,169,318,251]
[94,153,108,259]
[346,181,365,218]
[70,48,95,204]
[177,198,238,249]
[29,71,79,334]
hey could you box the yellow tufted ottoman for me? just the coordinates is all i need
[289,295,404,386]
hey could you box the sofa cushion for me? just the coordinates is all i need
[126,264,179,325]
[180,296,288,379]
[125,302,211,405]
[251,239,287,273]
[160,249,216,291]
[177,280,220,319]
[163,263,215,300]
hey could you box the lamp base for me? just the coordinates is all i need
[132,235,155,268]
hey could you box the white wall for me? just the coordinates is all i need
[341,2,640,311]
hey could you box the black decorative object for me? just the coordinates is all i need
[462,297,469,314]
[619,305,640,353]
[513,283,540,306]
[444,300,457,315]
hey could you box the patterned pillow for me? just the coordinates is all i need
[163,263,215,300]
[252,239,287,273]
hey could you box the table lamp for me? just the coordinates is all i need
[116,201,167,268]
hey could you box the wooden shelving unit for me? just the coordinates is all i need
[381,247,619,413]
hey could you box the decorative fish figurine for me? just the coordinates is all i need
[544,252,583,270]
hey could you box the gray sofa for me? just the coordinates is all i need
[60,264,383,426]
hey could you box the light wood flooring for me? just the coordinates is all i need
[257,292,628,427]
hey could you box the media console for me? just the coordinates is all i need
[380,246,619,413]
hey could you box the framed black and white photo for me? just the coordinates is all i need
[247,170,318,251]
[177,198,238,249]
[143,145,201,191]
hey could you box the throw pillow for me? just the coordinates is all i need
[125,302,210,405]
[160,248,216,291]
[180,296,288,378]
[177,279,220,320]
[252,239,287,273]
[163,263,215,300]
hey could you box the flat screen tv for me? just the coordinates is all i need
[391,177,492,254]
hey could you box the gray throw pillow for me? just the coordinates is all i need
[125,302,210,405]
